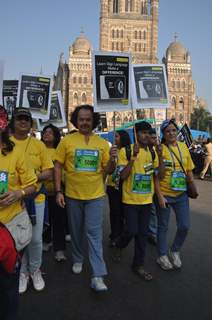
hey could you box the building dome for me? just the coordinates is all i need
[166,41,187,62]
[72,32,92,55]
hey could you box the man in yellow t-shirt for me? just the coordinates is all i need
[115,121,164,281]
[55,105,117,292]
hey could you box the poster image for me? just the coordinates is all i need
[132,64,169,109]
[3,80,18,117]
[16,74,52,120]
[37,91,66,130]
[0,61,4,105]
[92,51,131,112]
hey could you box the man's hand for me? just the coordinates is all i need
[56,192,66,208]
[133,144,139,158]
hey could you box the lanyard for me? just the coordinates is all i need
[168,143,183,171]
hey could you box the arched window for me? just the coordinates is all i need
[179,97,184,110]
[73,76,77,84]
[111,29,115,38]
[182,80,186,89]
[83,77,87,84]
[171,96,176,109]
[121,30,123,38]
[171,80,175,88]
[112,42,115,50]
[139,31,142,39]
[78,77,82,84]
[116,30,119,38]
[134,30,137,39]
[125,0,133,12]
[116,42,119,50]
[143,30,146,40]
[113,0,119,13]
[82,93,87,104]
[73,93,78,106]
[176,80,180,89]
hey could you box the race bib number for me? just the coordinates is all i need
[132,174,152,194]
[170,171,187,191]
[144,162,154,175]
[0,171,8,195]
[74,149,99,172]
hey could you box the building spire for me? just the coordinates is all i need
[174,32,178,42]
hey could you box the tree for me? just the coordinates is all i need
[190,107,212,132]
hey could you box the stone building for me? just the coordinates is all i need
[54,0,196,129]
[163,38,196,124]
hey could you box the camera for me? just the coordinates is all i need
[138,79,165,99]
[100,75,126,100]
[27,91,46,109]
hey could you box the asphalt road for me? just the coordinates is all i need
[19,179,212,320]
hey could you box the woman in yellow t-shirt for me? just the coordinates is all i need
[0,106,36,320]
[155,119,196,271]
[106,130,131,249]
[10,108,53,294]
[41,124,67,262]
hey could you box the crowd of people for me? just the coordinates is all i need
[0,104,201,319]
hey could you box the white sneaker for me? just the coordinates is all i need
[90,277,108,292]
[157,255,173,270]
[19,273,29,294]
[43,242,52,252]
[55,251,67,262]
[31,270,45,291]
[72,262,83,274]
[169,250,182,268]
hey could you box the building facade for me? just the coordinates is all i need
[163,39,196,124]
[54,0,196,130]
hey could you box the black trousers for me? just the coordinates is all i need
[43,195,66,251]
[0,265,20,320]
[116,203,151,267]
[107,186,124,241]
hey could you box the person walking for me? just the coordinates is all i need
[115,121,164,281]
[41,124,67,261]
[107,130,131,248]
[10,108,53,293]
[200,138,212,179]
[0,106,36,320]
[154,119,196,270]
[54,105,117,291]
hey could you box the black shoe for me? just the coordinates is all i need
[132,266,153,281]
[148,235,157,246]
[111,247,122,263]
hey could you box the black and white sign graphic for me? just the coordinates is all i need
[93,52,131,112]
[37,91,66,130]
[16,74,52,120]
[132,64,169,109]
[3,80,18,117]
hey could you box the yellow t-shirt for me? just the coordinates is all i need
[118,145,158,205]
[44,148,56,195]
[11,136,54,203]
[55,132,110,200]
[160,142,195,197]
[0,146,37,224]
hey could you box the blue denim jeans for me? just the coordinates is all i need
[21,201,45,274]
[148,203,158,237]
[66,196,107,277]
[155,192,190,256]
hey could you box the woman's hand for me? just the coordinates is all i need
[133,144,139,157]
[0,190,23,207]
[157,194,168,209]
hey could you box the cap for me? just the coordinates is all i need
[13,107,32,119]
[160,119,179,133]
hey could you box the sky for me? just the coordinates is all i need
[1,0,212,111]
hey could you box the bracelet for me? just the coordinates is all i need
[20,189,26,197]
[56,190,63,194]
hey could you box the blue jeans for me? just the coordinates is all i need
[148,203,158,237]
[21,201,45,274]
[66,196,107,277]
[155,193,190,256]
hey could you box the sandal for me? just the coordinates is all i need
[133,266,153,281]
